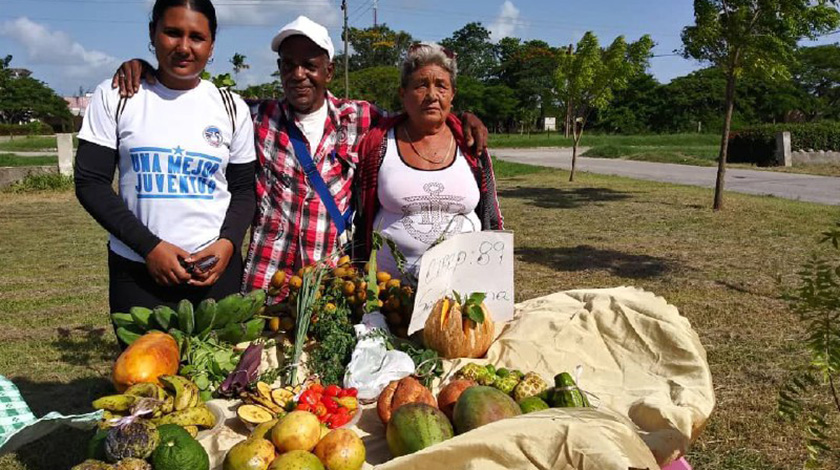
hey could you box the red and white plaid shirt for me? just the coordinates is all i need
[243,93,382,301]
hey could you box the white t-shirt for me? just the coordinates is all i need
[374,128,481,277]
[295,101,328,153]
[78,79,256,262]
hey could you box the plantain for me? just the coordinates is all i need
[159,375,199,411]
[176,299,195,335]
[129,306,153,331]
[194,298,217,336]
[92,394,137,412]
[124,383,167,401]
[153,404,216,428]
[182,425,199,438]
[110,313,134,329]
[242,391,284,414]
[152,305,177,331]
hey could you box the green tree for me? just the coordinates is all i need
[440,22,497,81]
[682,0,840,210]
[592,72,662,134]
[0,55,72,127]
[230,52,249,75]
[497,39,561,121]
[329,66,401,111]
[239,81,282,100]
[346,24,414,71]
[794,44,840,120]
[555,32,654,181]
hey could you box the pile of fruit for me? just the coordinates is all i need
[267,256,415,338]
[111,290,267,346]
[92,375,216,435]
[224,410,366,470]
[74,419,210,470]
[238,381,359,432]
[371,364,592,458]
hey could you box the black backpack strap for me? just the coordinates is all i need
[114,96,128,126]
[217,87,237,136]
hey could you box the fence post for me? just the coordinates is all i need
[774,131,791,167]
[56,133,74,176]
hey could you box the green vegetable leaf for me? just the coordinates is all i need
[465,304,485,324]
[468,292,486,305]
[453,291,462,304]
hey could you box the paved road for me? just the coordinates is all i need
[494,147,840,206]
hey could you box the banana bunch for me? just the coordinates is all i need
[92,375,216,434]
[111,290,267,346]
[236,381,301,426]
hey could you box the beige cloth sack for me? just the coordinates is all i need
[199,287,714,469]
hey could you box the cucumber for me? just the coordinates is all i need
[176,299,195,335]
[152,305,177,330]
[129,306,153,331]
[551,372,587,408]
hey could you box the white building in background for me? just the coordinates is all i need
[64,94,92,117]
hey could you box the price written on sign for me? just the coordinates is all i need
[409,231,515,335]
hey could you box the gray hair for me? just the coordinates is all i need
[400,42,458,89]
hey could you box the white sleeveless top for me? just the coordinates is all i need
[374,128,482,278]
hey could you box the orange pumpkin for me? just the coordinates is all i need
[423,297,494,359]
[112,331,180,392]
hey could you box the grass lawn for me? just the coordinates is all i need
[1,163,840,469]
[0,136,78,152]
[0,154,57,167]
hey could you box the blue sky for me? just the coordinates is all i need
[1,0,838,96]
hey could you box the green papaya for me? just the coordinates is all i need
[110,313,134,329]
[177,299,195,335]
[153,305,177,331]
[129,306,153,331]
[194,298,217,335]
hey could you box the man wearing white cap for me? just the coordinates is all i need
[112,14,488,302]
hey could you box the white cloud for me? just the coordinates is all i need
[489,1,522,42]
[0,17,118,82]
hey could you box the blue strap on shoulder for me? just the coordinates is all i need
[286,121,353,236]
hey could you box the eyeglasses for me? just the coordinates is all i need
[408,42,457,60]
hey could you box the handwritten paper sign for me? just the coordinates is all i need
[409,231,514,335]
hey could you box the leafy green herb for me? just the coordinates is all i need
[457,291,487,324]
[179,335,241,398]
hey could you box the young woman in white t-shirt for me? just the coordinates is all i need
[75,0,256,337]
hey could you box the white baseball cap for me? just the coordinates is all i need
[271,15,335,60]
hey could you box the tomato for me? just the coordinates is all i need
[329,413,351,428]
[337,388,349,398]
[313,402,328,419]
[300,390,319,406]
[309,383,324,394]
[344,387,358,397]
[336,406,350,416]
[322,397,339,413]
[321,412,333,424]
[324,384,341,397]
[296,403,312,412]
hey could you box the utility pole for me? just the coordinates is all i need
[342,0,349,99]
[373,0,378,26]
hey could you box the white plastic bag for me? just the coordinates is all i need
[343,313,416,401]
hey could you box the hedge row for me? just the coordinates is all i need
[0,122,55,136]
[728,122,840,166]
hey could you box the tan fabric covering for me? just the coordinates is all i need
[199,287,714,469]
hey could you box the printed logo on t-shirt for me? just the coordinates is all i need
[203,126,223,147]
[399,182,468,244]
[130,146,220,200]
